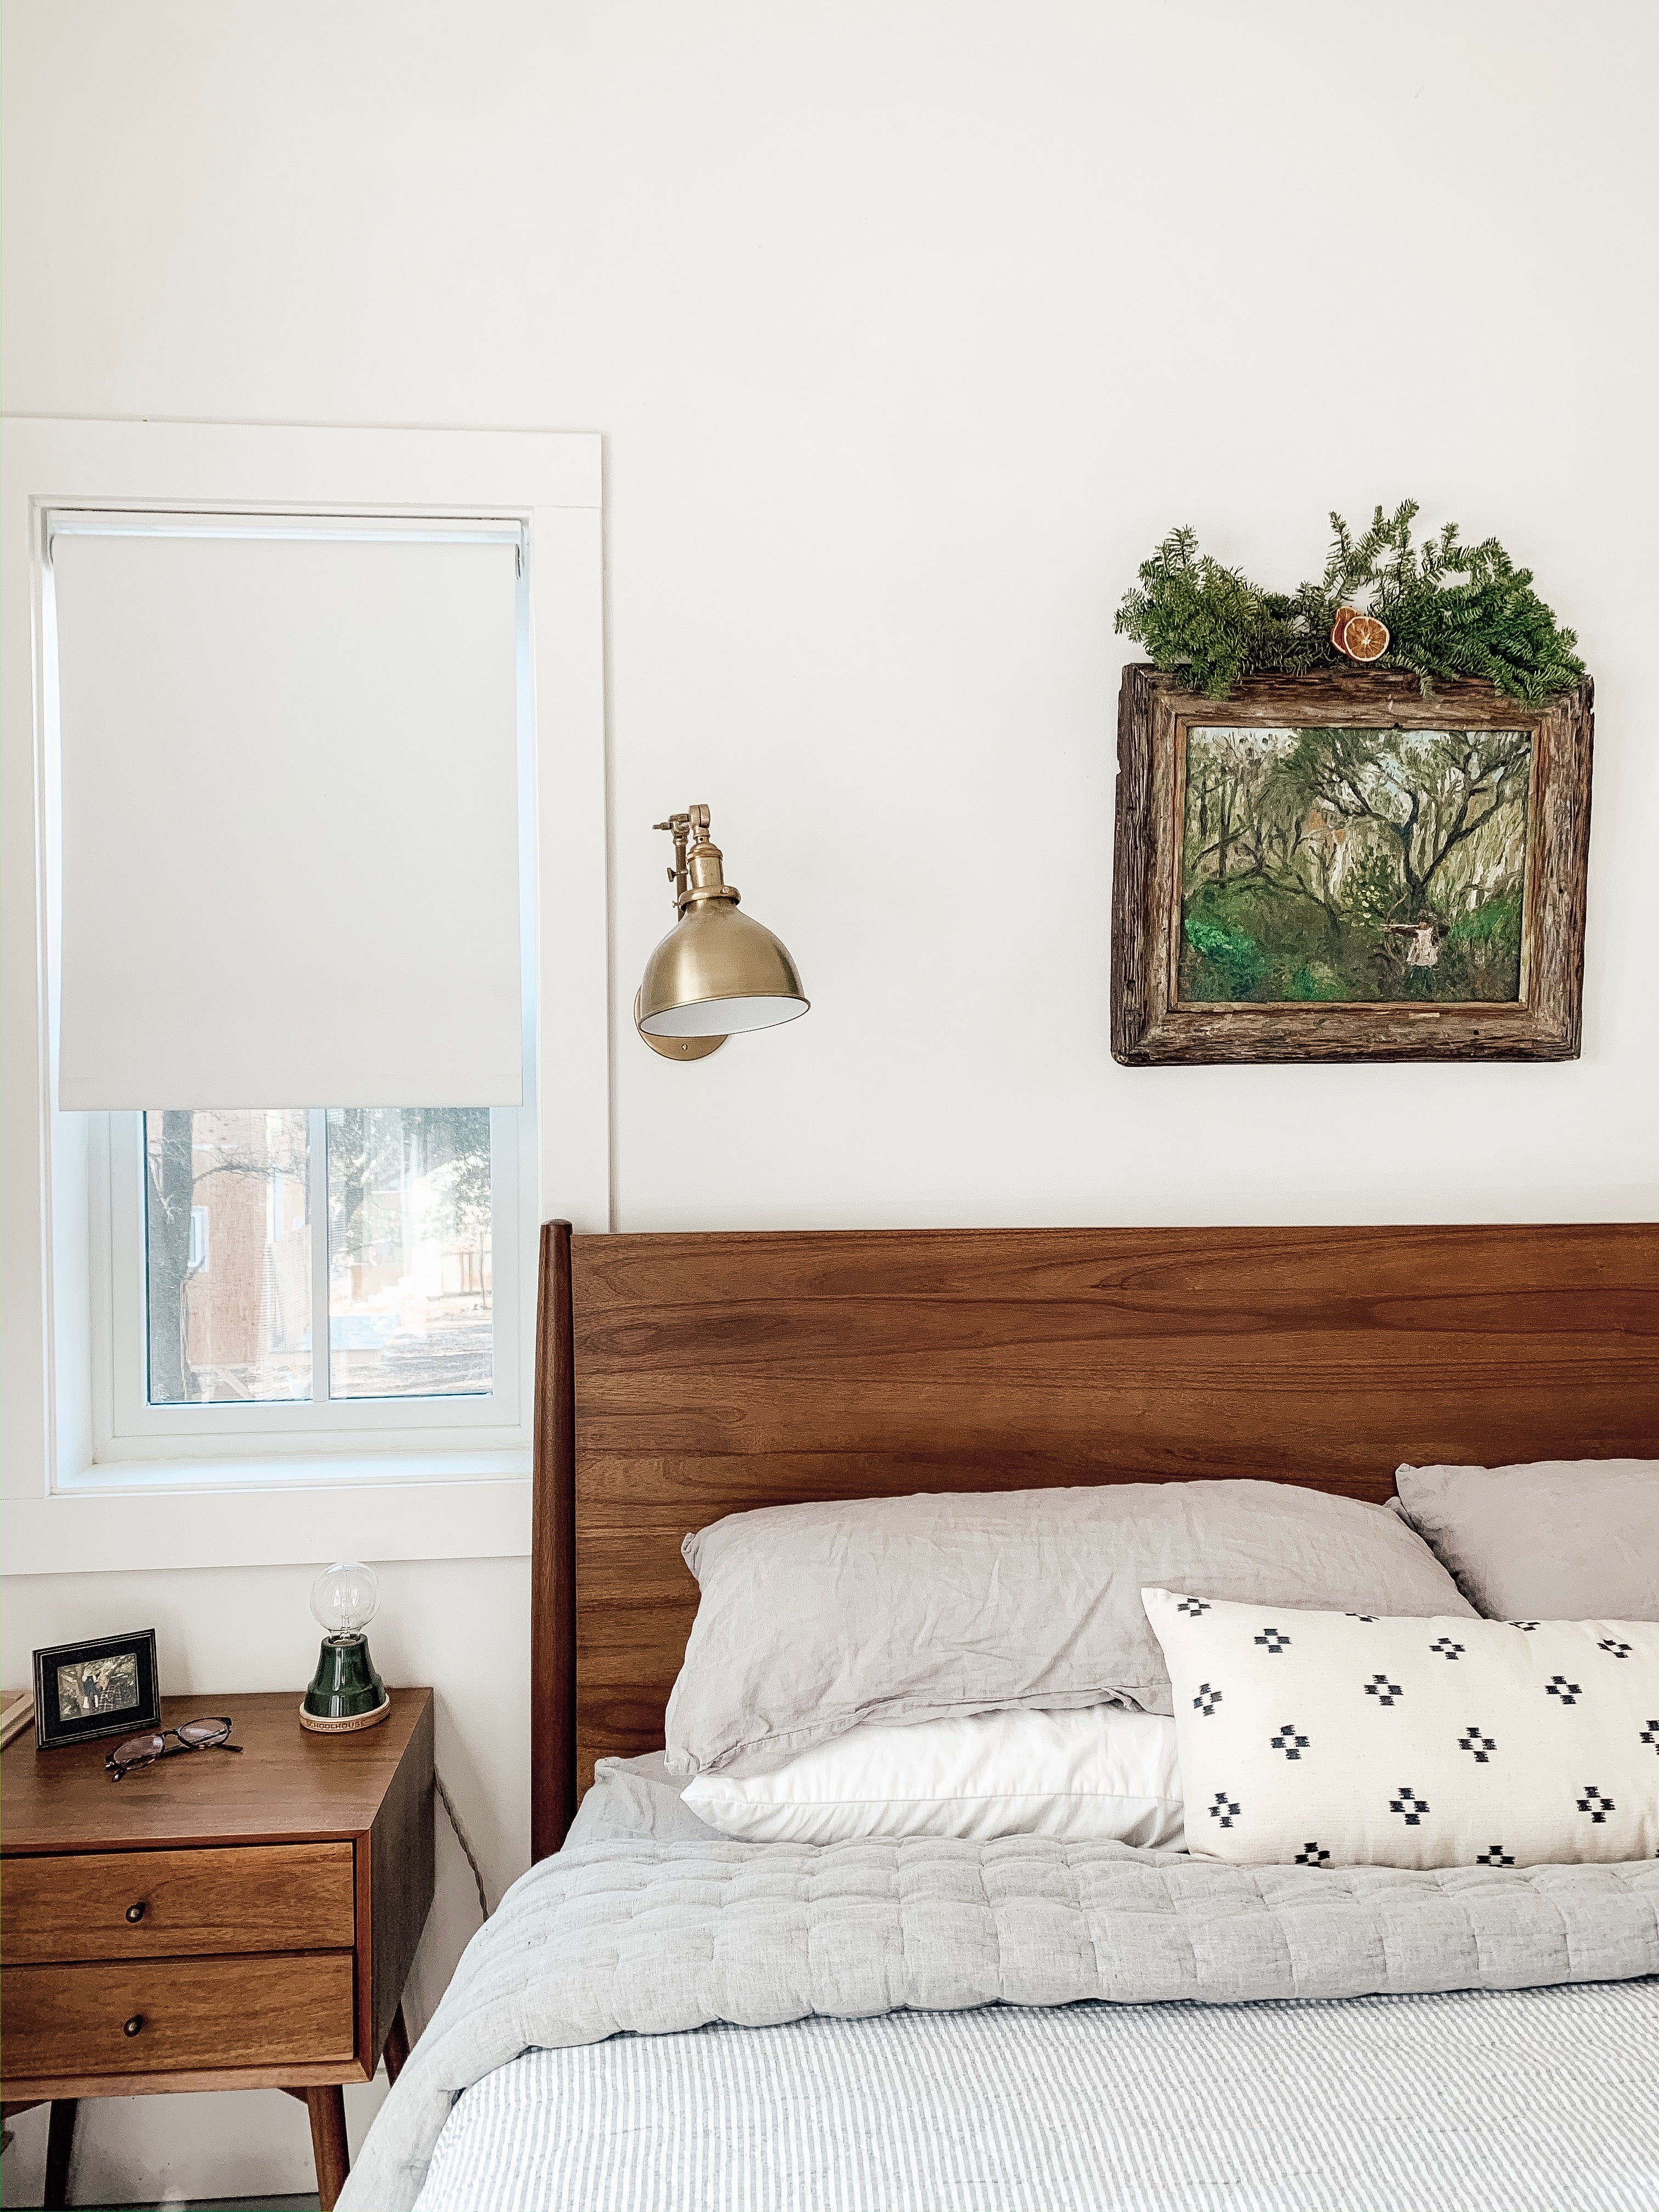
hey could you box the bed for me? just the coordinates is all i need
[340,1222,1659,2212]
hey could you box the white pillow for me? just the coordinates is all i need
[681,1703,1185,1847]
[1143,1586,1659,1870]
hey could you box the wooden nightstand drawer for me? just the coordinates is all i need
[3,1951,357,2079]
[2,1841,356,1965]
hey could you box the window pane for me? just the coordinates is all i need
[144,1110,312,1404]
[326,1108,493,1399]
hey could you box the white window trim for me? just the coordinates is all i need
[1,418,610,1577]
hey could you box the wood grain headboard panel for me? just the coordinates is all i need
[531,1220,1658,1858]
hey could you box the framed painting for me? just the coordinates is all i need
[1110,665,1593,1064]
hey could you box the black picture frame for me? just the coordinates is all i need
[32,1628,161,1751]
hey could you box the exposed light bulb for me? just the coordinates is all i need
[310,1560,380,1642]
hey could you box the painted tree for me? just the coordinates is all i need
[1185,730,1274,886]
[1271,726,1531,917]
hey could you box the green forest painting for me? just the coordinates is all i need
[1179,725,1531,1005]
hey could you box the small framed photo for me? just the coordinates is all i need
[32,1629,160,1751]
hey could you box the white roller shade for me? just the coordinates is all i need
[50,526,523,1110]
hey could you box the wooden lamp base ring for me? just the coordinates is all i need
[298,1695,392,1736]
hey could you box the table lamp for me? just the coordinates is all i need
[300,1561,390,1735]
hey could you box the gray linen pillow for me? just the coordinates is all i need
[1394,1459,1658,1621]
[663,1479,1474,1778]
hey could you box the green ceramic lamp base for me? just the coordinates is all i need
[303,1632,386,1720]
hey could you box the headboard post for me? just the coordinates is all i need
[530,1219,577,1863]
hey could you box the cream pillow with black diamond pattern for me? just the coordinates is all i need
[1143,1588,1659,1870]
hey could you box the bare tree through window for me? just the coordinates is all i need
[144,1107,494,1404]
[144,1110,310,1404]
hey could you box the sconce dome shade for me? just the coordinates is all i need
[638,900,809,1039]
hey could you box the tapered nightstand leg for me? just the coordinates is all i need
[44,2098,76,2209]
[305,2084,350,2212]
[385,2001,411,2084]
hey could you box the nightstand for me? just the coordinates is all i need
[1,1688,434,2211]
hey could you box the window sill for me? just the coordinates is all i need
[5,1454,532,1577]
[58,1448,531,1494]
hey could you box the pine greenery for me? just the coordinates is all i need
[1114,501,1584,703]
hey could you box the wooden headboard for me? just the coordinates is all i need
[531,1220,1658,1859]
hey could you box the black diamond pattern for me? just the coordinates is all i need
[1641,1722,1659,1755]
[1175,1598,1212,1618]
[1390,1786,1429,1826]
[1545,1675,1583,1706]
[1510,1621,1541,1632]
[1598,1639,1634,1660]
[1270,1721,1310,1760]
[1294,1843,1330,1866]
[1254,1628,1291,1655]
[1457,1725,1497,1763]
[1475,1845,1515,1866]
[1207,1791,1242,1830]
[1363,1674,1404,1707]
[1429,1636,1465,1660]
[1577,1785,1615,1824]
[1345,1611,1378,1623]
[1193,1682,1222,1717]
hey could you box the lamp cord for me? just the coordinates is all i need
[436,1768,492,1922]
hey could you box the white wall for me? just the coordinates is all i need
[3,1,1656,2200]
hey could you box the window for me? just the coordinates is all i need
[5,416,606,1562]
[147,1111,311,1406]
[99,1101,528,1455]
[139,1107,497,1409]
[56,506,539,1470]
[324,1109,494,1402]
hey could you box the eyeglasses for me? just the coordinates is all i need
[105,1717,244,1779]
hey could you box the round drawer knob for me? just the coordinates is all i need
[123,2014,145,2037]
[125,1902,146,1923]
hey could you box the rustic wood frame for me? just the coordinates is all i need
[528,1217,1658,1862]
[1110,664,1594,1064]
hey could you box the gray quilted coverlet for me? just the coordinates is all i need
[338,1837,1659,2212]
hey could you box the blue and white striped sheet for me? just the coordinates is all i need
[414,1979,1659,2212]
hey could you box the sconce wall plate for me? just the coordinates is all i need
[636,805,808,1060]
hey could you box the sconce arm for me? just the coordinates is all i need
[652,812,693,910]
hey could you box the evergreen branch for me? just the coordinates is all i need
[1115,504,1585,702]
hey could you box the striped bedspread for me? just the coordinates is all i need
[414,1980,1659,2212]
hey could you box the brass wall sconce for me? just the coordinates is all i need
[635,805,809,1060]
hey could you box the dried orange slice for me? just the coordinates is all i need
[1330,605,1362,651]
[1340,612,1390,661]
